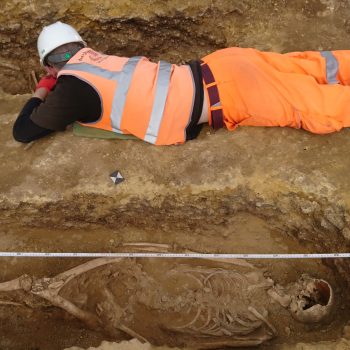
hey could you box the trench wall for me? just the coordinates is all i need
[1,91,350,284]
[1,0,350,94]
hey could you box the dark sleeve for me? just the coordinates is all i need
[12,98,55,143]
[30,75,101,131]
[185,60,204,140]
[12,75,101,143]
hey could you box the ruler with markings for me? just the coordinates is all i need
[0,252,349,259]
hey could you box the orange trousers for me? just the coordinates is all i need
[201,48,350,134]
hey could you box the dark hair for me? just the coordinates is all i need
[45,42,84,69]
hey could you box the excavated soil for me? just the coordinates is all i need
[1,1,350,349]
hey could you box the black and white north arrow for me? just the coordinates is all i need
[110,170,124,185]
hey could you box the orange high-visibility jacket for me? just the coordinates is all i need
[58,48,195,145]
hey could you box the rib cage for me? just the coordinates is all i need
[163,266,276,338]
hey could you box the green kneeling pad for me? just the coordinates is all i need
[73,123,138,140]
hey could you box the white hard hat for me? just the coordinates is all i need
[37,21,86,66]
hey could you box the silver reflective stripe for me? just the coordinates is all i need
[144,61,172,144]
[320,51,339,84]
[63,58,173,140]
[63,63,120,80]
[211,101,222,108]
[111,57,142,132]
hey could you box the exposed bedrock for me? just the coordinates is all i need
[1,0,350,94]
